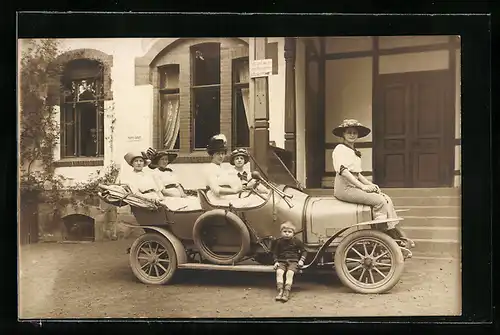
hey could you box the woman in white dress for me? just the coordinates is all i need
[331,119,399,227]
[204,134,243,199]
[122,151,163,201]
[145,148,187,198]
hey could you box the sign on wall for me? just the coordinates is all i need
[250,59,273,78]
[127,135,143,142]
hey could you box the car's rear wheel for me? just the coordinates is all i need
[334,229,404,294]
[129,233,178,285]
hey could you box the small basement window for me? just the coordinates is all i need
[62,214,95,242]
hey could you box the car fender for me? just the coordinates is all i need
[141,226,188,265]
[301,217,404,270]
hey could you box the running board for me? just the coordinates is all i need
[177,263,335,274]
[178,263,275,272]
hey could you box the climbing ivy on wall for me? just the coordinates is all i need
[19,39,120,238]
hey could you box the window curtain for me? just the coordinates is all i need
[237,62,251,127]
[162,95,180,149]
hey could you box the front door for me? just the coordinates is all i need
[374,70,454,188]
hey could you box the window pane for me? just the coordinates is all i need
[159,64,180,89]
[64,59,101,79]
[193,87,220,148]
[63,104,75,157]
[265,43,279,75]
[79,102,98,157]
[160,94,181,150]
[233,58,249,83]
[192,43,220,86]
[234,88,250,147]
[98,102,104,156]
[61,59,105,158]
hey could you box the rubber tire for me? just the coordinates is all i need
[334,229,404,294]
[129,233,178,285]
[192,210,251,265]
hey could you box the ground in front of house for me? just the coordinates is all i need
[18,239,461,318]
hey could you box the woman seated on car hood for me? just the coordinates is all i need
[331,119,399,228]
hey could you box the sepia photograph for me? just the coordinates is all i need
[18,34,462,319]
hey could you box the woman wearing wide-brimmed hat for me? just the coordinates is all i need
[204,134,243,198]
[229,148,251,187]
[331,119,398,225]
[229,147,269,195]
[122,151,163,201]
[144,147,187,198]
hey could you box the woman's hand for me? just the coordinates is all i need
[371,184,381,193]
[361,185,374,193]
[273,262,279,270]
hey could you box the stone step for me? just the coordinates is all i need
[410,238,461,258]
[402,226,461,240]
[399,206,460,217]
[392,196,460,207]
[399,216,460,228]
[382,187,461,197]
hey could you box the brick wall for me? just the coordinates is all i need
[134,38,249,161]
[47,48,114,105]
[36,191,125,242]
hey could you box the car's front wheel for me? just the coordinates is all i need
[129,233,178,285]
[334,229,404,294]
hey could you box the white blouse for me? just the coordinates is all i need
[332,144,363,174]
[228,167,250,186]
[126,170,161,194]
[205,163,240,189]
[152,168,181,188]
[151,168,184,197]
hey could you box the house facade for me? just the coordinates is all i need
[19,36,461,243]
[281,36,461,189]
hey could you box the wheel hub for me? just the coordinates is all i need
[148,255,159,264]
[363,257,373,268]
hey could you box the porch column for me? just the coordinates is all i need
[251,38,269,176]
[284,37,297,176]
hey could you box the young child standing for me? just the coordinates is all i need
[271,221,307,302]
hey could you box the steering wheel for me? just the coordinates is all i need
[238,178,259,199]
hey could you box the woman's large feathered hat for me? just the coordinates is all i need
[230,148,250,165]
[124,151,147,167]
[206,134,228,156]
[332,119,371,138]
[143,147,178,169]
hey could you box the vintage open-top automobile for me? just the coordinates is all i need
[98,169,415,294]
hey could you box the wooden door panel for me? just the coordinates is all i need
[414,152,441,187]
[411,74,448,187]
[375,70,452,188]
[374,78,411,187]
[383,153,407,187]
[383,85,408,137]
